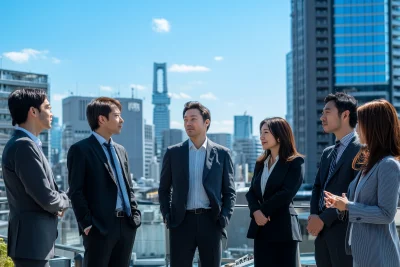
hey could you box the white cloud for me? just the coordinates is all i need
[52,57,61,64]
[168,92,191,99]
[152,18,171,33]
[169,64,210,73]
[3,48,48,63]
[171,121,183,128]
[130,84,146,91]
[99,85,113,92]
[222,120,233,126]
[214,56,224,61]
[200,92,217,100]
[52,93,67,101]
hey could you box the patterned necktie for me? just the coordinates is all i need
[103,142,132,216]
[319,141,341,211]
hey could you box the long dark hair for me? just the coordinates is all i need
[257,117,303,163]
[352,99,400,173]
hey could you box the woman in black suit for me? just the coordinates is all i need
[246,117,304,267]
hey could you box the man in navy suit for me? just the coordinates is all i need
[308,92,361,267]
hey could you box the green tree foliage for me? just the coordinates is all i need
[0,238,13,267]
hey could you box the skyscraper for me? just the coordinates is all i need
[234,115,253,140]
[152,63,171,159]
[291,0,400,183]
[51,117,62,165]
[207,133,233,150]
[144,123,155,178]
[286,52,294,128]
[62,96,144,178]
[161,129,183,160]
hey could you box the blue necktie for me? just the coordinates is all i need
[103,142,132,216]
[319,141,341,211]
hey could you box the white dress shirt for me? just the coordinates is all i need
[261,155,279,196]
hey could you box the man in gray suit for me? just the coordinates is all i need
[158,101,236,267]
[2,89,70,267]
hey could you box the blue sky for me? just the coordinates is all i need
[1,0,291,135]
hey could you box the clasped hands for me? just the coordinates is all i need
[253,210,271,226]
[306,191,349,237]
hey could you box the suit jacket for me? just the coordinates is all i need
[67,135,141,236]
[158,139,236,237]
[344,156,400,267]
[2,130,69,260]
[246,156,304,241]
[310,136,361,228]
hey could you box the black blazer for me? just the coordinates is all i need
[67,135,141,235]
[158,139,236,237]
[246,156,304,241]
[2,130,70,260]
[310,136,361,228]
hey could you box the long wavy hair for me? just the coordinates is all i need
[352,99,400,173]
[257,117,303,163]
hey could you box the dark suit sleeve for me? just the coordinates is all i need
[246,167,261,217]
[158,148,172,221]
[314,149,342,227]
[123,149,141,227]
[310,150,325,215]
[260,158,304,217]
[14,141,69,214]
[219,150,236,227]
[67,144,92,231]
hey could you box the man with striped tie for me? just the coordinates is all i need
[308,92,361,267]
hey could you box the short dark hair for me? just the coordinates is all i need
[182,101,211,131]
[8,89,47,126]
[324,92,358,128]
[86,97,122,131]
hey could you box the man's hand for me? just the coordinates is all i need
[253,210,271,226]
[84,226,92,236]
[307,214,324,236]
[57,209,66,217]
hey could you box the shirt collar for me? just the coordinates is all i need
[92,131,113,146]
[188,137,208,150]
[264,155,279,166]
[15,126,42,147]
[336,131,355,147]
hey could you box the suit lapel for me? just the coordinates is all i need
[326,137,357,186]
[181,140,190,186]
[15,130,58,190]
[88,135,117,185]
[353,161,380,201]
[202,140,216,182]
[321,148,333,184]
[114,144,130,184]
[263,159,287,197]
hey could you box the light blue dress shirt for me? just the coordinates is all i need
[186,137,211,210]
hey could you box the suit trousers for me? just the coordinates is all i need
[254,238,298,267]
[12,258,49,267]
[169,211,222,267]
[82,215,136,267]
[314,222,352,267]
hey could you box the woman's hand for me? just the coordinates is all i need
[253,210,271,226]
[324,191,349,211]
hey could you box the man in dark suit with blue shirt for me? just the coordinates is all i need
[308,92,361,267]
[68,97,141,267]
[158,101,236,267]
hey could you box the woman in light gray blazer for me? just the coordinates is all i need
[325,99,400,267]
